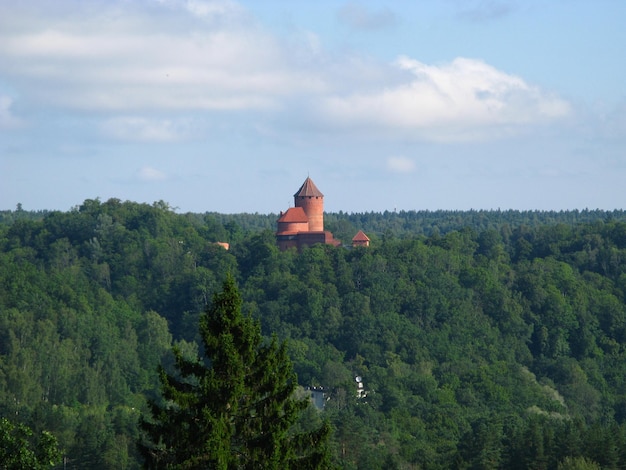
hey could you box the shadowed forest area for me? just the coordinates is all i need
[3,199,626,468]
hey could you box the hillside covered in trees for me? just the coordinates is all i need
[3,199,626,468]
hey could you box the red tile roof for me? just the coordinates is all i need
[352,230,370,241]
[277,207,308,223]
[294,177,324,198]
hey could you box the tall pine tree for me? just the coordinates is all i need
[139,275,332,469]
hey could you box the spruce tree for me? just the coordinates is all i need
[139,275,332,469]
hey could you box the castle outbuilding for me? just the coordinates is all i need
[352,230,370,248]
[276,177,341,251]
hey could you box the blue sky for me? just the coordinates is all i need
[1,0,625,213]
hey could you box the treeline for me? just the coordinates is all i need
[5,204,626,239]
[326,208,626,239]
[2,199,626,468]
[207,208,626,241]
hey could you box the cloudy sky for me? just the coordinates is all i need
[1,0,625,213]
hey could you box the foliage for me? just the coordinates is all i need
[139,275,332,469]
[558,456,601,470]
[4,200,626,468]
[0,417,61,469]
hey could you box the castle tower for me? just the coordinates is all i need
[294,177,324,232]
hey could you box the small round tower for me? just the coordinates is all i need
[294,177,324,232]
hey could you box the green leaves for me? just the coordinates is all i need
[140,276,332,469]
[6,202,626,468]
[0,418,61,469]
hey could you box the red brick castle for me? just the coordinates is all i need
[276,177,341,251]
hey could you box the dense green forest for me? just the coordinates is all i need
[3,199,626,468]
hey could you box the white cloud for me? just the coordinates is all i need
[182,0,246,22]
[319,56,571,141]
[137,166,168,182]
[0,96,22,129]
[0,1,321,112]
[101,117,194,142]
[0,0,571,144]
[387,156,415,173]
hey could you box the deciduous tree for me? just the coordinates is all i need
[0,417,61,469]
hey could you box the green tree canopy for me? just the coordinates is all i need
[0,417,61,469]
[139,275,332,469]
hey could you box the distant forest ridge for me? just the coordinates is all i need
[208,208,626,239]
[3,201,626,238]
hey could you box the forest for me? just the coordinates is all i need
[2,199,626,468]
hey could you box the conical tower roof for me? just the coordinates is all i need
[294,177,324,198]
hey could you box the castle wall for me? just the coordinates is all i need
[276,234,299,251]
[295,196,324,232]
[277,220,309,234]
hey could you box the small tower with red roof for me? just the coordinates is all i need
[352,230,370,248]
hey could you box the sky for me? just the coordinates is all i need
[1,0,625,214]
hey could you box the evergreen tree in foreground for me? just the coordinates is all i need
[139,275,332,469]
